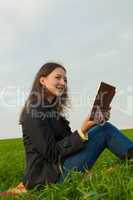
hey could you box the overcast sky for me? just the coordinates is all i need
[0,0,133,139]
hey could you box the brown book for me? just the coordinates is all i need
[89,82,116,120]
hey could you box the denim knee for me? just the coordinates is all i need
[100,121,115,129]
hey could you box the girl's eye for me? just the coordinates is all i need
[56,77,61,80]
[56,76,67,83]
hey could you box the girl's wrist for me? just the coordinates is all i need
[77,128,88,141]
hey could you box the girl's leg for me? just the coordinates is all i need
[58,124,107,182]
[101,122,133,159]
[58,122,133,182]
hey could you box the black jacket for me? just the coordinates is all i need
[21,101,86,189]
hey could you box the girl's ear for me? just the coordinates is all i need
[39,76,46,86]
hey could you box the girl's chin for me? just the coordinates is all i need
[48,91,62,98]
[54,89,64,97]
[55,92,63,97]
[47,89,63,97]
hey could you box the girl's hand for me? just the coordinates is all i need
[101,107,111,121]
[94,106,111,125]
[80,107,111,134]
[80,116,95,134]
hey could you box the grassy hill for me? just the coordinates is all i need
[0,129,133,200]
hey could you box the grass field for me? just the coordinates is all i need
[0,129,133,200]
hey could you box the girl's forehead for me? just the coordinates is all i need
[51,67,66,76]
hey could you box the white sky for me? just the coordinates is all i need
[0,0,133,139]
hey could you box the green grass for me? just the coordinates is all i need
[0,130,133,200]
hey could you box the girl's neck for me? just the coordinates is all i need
[46,96,55,104]
[42,88,55,104]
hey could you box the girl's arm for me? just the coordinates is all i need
[22,110,86,162]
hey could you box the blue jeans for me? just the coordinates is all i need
[58,122,133,182]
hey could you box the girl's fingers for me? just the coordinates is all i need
[94,106,111,124]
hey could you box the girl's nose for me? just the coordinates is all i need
[60,78,66,86]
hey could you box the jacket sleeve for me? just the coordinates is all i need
[22,112,86,163]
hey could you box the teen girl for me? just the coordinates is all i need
[4,62,133,195]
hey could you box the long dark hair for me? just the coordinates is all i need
[19,62,69,124]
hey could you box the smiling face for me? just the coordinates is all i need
[39,67,67,98]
